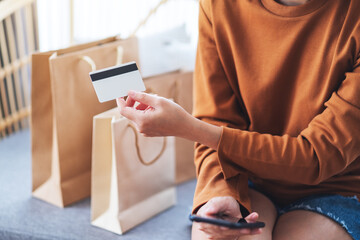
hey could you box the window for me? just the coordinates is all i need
[37,0,199,51]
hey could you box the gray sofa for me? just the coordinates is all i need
[0,130,195,240]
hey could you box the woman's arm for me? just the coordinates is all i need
[215,56,360,185]
[117,91,222,149]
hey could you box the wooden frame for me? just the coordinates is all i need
[0,0,38,138]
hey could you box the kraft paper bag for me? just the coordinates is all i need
[31,37,139,207]
[144,71,195,183]
[91,108,176,235]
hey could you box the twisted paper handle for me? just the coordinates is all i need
[127,124,167,166]
[80,45,124,71]
[80,55,96,71]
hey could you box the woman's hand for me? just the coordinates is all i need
[117,91,222,149]
[117,90,192,137]
[194,196,262,239]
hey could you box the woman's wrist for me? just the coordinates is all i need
[181,113,222,150]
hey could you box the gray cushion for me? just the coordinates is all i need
[0,130,195,240]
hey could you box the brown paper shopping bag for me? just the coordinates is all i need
[144,71,195,183]
[91,108,176,234]
[31,37,139,207]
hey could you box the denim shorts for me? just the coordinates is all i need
[249,183,360,239]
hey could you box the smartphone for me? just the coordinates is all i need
[189,214,265,229]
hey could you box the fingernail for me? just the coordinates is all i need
[239,229,251,234]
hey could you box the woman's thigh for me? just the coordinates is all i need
[237,189,277,240]
[191,189,277,240]
[273,210,352,240]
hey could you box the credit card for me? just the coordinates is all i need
[89,61,146,103]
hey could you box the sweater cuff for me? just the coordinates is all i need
[217,126,246,179]
[192,173,252,215]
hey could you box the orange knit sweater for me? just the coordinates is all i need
[193,0,360,213]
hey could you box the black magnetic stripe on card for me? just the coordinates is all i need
[90,63,138,81]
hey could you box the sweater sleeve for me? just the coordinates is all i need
[192,0,251,214]
[218,53,360,185]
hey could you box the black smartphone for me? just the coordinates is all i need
[189,214,265,229]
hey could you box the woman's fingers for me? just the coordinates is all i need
[117,92,156,111]
[116,97,138,121]
[136,102,149,110]
[116,97,126,108]
[117,91,155,118]
[199,223,261,239]
[199,223,252,235]
[125,95,136,107]
[127,90,158,107]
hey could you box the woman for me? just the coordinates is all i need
[117,0,360,239]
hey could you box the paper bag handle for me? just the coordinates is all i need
[127,124,167,166]
[80,46,124,71]
[81,56,96,71]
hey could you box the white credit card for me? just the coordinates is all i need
[89,61,146,103]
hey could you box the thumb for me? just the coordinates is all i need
[244,212,259,223]
[127,90,158,107]
[203,199,226,216]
